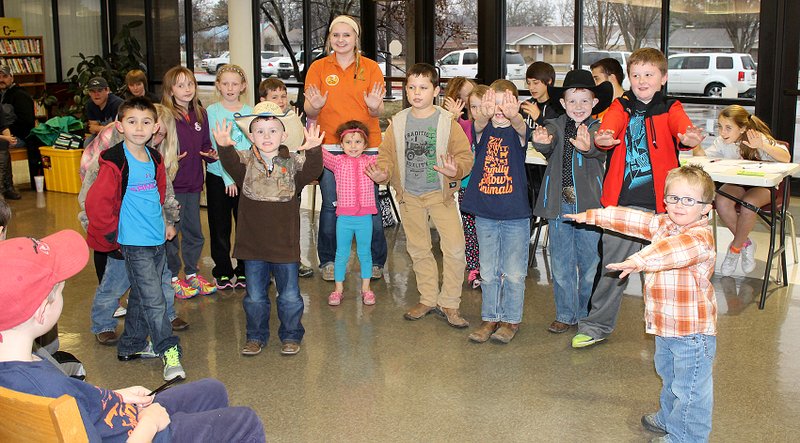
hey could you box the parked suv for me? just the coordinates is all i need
[277,49,325,79]
[437,49,527,80]
[667,53,757,98]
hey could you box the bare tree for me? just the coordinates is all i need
[720,0,759,53]
[611,2,660,51]
[584,0,620,50]
[507,0,552,27]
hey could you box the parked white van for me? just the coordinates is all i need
[667,53,757,98]
[437,49,527,80]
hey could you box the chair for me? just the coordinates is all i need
[0,385,88,442]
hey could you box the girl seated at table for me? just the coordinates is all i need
[693,105,790,276]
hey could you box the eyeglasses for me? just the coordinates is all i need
[664,194,711,206]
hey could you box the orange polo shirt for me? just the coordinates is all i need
[305,54,384,148]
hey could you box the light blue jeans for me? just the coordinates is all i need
[334,214,373,282]
[475,216,530,323]
[547,201,602,324]
[654,334,716,442]
[90,256,176,334]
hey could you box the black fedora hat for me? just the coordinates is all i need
[548,69,613,116]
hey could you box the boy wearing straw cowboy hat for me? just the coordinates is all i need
[207,101,323,357]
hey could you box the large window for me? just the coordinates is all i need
[433,0,477,80]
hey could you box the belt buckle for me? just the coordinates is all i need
[562,186,576,204]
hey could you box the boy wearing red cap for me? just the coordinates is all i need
[0,230,266,442]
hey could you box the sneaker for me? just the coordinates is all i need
[112,305,127,318]
[720,248,740,277]
[95,331,119,345]
[641,413,667,434]
[741,239,757,274]
[187,274,217,295]
[161,345,185,381]
[172,279,199,299]
[362,290,376,305]
[215,276,234,290]
[280,341,301,355]
[321,263,335,281]
[328,291,343,306]
[299,264,314,278]
[571,333,605,348]
[467,269,482,289]
[371,265,383,280]
[118,342,158,361]
[241,340,262,356]
[234,274,246,289]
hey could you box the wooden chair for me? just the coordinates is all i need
[0,385,88,442]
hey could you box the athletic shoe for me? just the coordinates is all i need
[328,291,343,306]
[280,341,300,355]
[371,265,383,280]
[241,340,262,356]
[112,305,127,318]
[741,240,757,274]
[172,279,199,299]
[299,264,314,278]
[162,345,185,381]
[187,274,217,295]
[467,269,482,289]
[234,274,247,289]
[215,276,234,290]
[321,263,335,281]
[571,333,605,348]
[720,248,740,277]
[362,290,376,305]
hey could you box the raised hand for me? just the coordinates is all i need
[571,124,592,152]
[298,124,325,151]
[306,85,328,111]
[677,126,705,147]
[499,90,520,119]
[740,129,764,150]
[364,82,385,112]
[444,96,465,117]
[606,258,640,279]
[564,212,587,224]
[531,126,553,144]
[520,100,540,121]
[364,163,389,183]
[594,129,621,148]
[479,88,497,120]
[432,154,458,178]
[212,121,234,148]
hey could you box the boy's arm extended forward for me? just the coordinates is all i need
[566,206,656,241]
[620,230,714,276]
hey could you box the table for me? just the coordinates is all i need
[682,156,800,309]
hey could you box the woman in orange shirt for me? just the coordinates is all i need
[304,15,387,282]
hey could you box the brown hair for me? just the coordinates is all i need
[125,69,148,88]
[117,96,158,122]
[719,105,776,161]
[443,77,476,102]
[490,79,518,97]
[258,78,287,99]
[627,47,668,75]
[161,66,204,124]
[407,63,439,85]
[525,61,556,85]
[335,120,370,141]
[665,165,716,204]
[590,58,625,84]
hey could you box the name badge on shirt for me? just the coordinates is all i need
[325,74,339,86]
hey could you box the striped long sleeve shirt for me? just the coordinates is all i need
[585,206,717,337]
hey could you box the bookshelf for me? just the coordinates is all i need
[0,36,46,108]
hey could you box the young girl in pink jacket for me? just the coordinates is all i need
[323,121,378,306]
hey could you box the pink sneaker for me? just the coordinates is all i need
[328,291,343,306]
[172,279,199,299]
[187,274,217,296]
[361,290,376,306]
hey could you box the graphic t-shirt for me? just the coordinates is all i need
[404,109,440,196]
[461,123,531,220]
[618,101,656,209]
[0,358,169,442]
[118,143,165,246]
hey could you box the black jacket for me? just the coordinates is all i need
[1,84,35,139]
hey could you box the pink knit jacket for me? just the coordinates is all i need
[322,149,378,216]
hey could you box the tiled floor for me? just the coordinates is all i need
[4,189,800,442]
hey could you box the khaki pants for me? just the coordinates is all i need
[399,191,465,309]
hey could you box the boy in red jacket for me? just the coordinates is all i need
[571,48,705,348]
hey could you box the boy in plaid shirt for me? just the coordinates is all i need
[567,165,717,442]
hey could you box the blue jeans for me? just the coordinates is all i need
[654,334,716,442]
[318,164,387,267]
[547,201,602,325]
[243,260,304,344]
[90,256,177,334]
[475,217,529,323]
[335,215,373,282]
[118,245,180,356]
